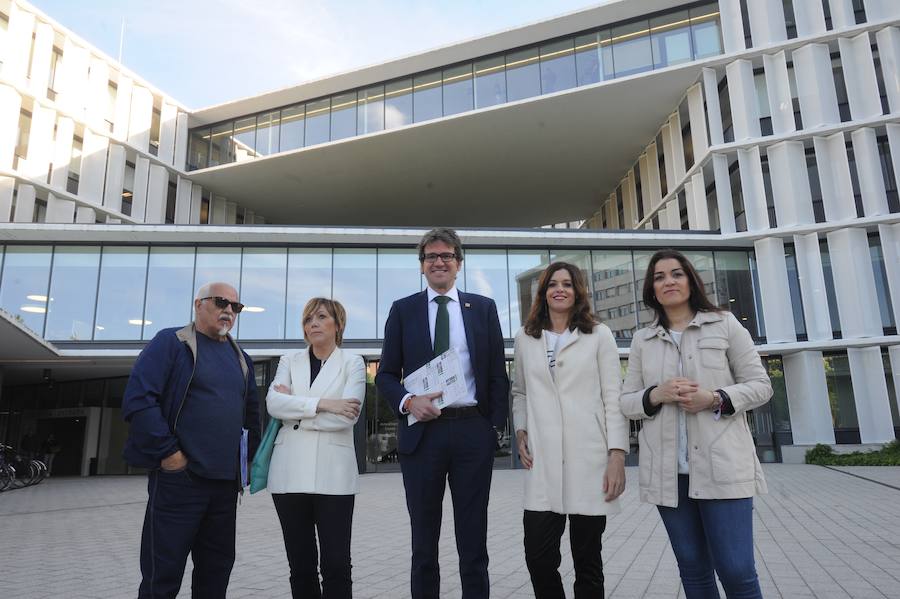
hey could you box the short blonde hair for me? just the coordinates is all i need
[301,297,347,345]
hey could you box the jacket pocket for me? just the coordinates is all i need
[697,336,728,370]
[709,418,755,484]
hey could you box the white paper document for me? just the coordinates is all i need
[405,349,468,425]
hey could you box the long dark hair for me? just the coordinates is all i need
[524,262,597,339]
[641,249,720,330]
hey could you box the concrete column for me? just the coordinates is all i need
[702,68,724,146]
[746,0,787,47]
[174,112,190,170]
[128,86,154,153]
[793,0,827,37]
[79,129,109,209]
[660,122,677,190]
[726,60,761,141]
[666,112,686,182]
[850,128,889,216]
[687,83,708,162]
[753,237,797,343]
[847,347,895,443]
[876,27,900,113]
[638,153,654,219]
[145,165,168,224]
[826,227,883,338]
[878,223,900,325]
[112,76,133,141]
[608,192,620,229]
[812,132,856,221]
[838,32,884,121]
[4,4,35,85]
[102,144,126,215]
[644,141,663,214]
[827,0,856,29]
[13,184,36,222]
[737,146,770,231]
[131,156,150,222]
[712,153,736,233]
[664,199,679,230]
[0,177,15,221]
[28,22,55,98]
[158,102,178,165]
[85,57,111,130]
[253,214,266,224]
[190,185,203,224]
[792,233,833,341]
[623,170,637,229]
[863,0,898,21]
[211,195,228,224]
[25,104,56,182]
[225,200,238,225]
[783,351,835,444]
[174,176,192,223]
[46,115,76,222]
[767,141,814,226]
[718,0,746,54]
[687,172,710,230]
[890,346,900,421]
[793,43,840,128]
[0,85,22,170]
[763,51,796,135]
[57,40,90,117]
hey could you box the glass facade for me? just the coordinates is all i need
[0,243,761,343]
[186,3,723,170]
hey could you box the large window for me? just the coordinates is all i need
[413,71,443,123]
[255,111,281,156]
[377,250,421,337]
[506,47,541,102]
[385,79,413,129]
[611,20,653,77]
[540,39,576,94]
[233,116,256,162]
[575,30,614,86]
[0,246,52,335]
[465,250,513,338]
[358,85,385,134]
[474,56,506,109]
[714,250,760,338]
[651,9,693,69]
[507,250,550,336]
[280,105,305,151]
[194,248,242,295]
[591,251,636,339]
[305,98,331,146]
[443,64,474,116]
[333,249,377,339]
[286,249,333,340]
[45,247,100,341]
[330,92,358,141]
[94,247,149,341]
[143,247,195,339]
[238,249,288,340]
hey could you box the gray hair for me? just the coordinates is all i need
[417,227,464,263]
[195,282,237,301]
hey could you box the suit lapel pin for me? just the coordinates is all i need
[464,302,471,308]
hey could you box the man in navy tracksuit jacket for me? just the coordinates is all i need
[122,282,260,599]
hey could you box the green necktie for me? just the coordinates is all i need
[433,295,451,356]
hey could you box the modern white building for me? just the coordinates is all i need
[0,0,898,475]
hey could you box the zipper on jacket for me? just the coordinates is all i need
[173,346,197,433]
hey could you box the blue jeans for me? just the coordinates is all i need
[657,475,762,599]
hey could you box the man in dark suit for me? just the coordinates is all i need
[377,227,509,599]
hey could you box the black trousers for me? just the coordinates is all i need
[272,492,355,599]
[138,469,238,599]
[523,510,607,599]
[400,415,496,599]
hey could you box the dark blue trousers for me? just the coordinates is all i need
[138,469,238,599]
[400,414,496,599]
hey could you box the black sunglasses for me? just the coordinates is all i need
[201,296,245,313]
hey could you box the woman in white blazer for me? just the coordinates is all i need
[266,297,366,599]
[512,262,628,599]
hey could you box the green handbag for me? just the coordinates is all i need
[250,417,281,494]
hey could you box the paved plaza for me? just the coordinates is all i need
[1,465,899,598]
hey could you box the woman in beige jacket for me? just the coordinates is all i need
[621,249,772,599]
[513,262,628,599]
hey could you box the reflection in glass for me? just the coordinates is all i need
[884,350,899,426]
[280,105,305,152]
[870,238,896,329]
[238,249,288,340]
[256,111,280,156]
[691,3,723,59]
[633,250,715,329]
[194,248,242,296]
[413,71,442,123]
[465,250,512,337]
[45,247,100,340]
[506,47,541,102]
[650,10,693,69]
[209,122,234,167]
[540,39,576,94]
[358,85,385,134]
[824,353,859,431]
[474,55,507,109]
[508,250,550,335]
[233,116,257,162]
[331,92,358,141]
[333,249,377,339]
[611,20,652,77]
[783,246,807,337]
[305,98,331,146]
[590,250,636,340]
[713,251,760,338]
[385,79,413,130]
[443,64,473,116]
[818,243,841,334]
[377,250,421,338]
[143,247,195,339]
[286,249,332,340]
[575,31,614,86]
[188,128,210,170]
[0,246,52,335]
[94,247,148,340]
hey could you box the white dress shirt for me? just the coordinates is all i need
[400,285,478,412]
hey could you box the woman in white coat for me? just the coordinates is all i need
[512,262,628,599]
[266,297,366,599]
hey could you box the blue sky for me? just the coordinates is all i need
[30,0,611,109]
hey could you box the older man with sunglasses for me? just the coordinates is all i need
[123,282,261,599]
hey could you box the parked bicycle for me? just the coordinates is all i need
[0,444,48,491]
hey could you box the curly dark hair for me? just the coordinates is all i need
[523,262,597,339]
[641,249,721,330]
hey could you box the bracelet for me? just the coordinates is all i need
[711,390,723,420]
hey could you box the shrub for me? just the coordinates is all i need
[805,440,900,466]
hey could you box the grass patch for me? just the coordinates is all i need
[805,440,900,466]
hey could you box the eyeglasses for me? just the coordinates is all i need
[422,252,457,263]
[201,296,245,313]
